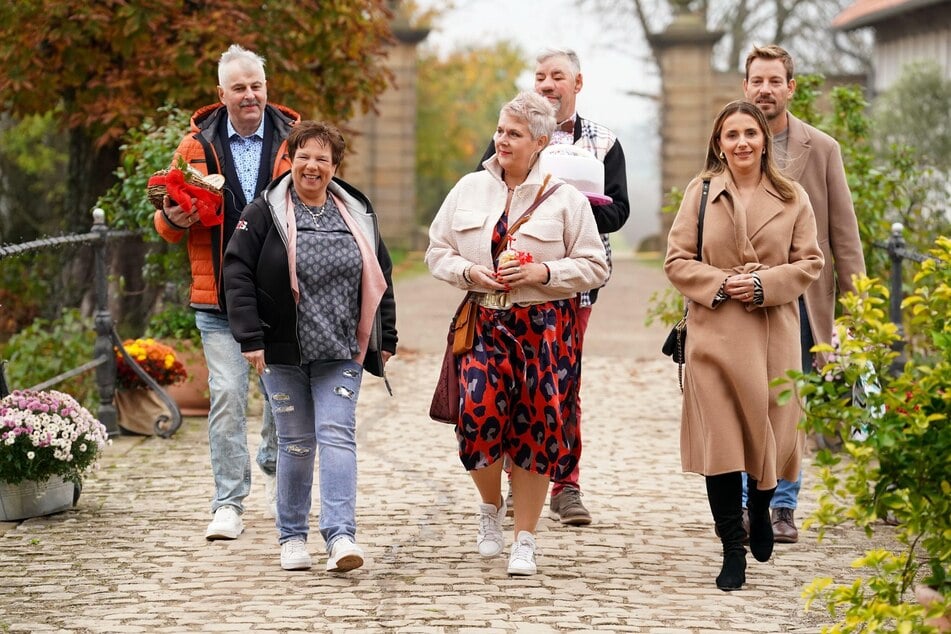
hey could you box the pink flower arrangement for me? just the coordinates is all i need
[0,389,110,485]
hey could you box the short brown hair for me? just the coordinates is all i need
[745,45,794,82]
[286,121,346,165]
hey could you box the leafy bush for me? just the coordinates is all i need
[145,304,201,348]
[3,309,96,407]
[778,237,951,632]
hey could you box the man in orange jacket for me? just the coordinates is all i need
[154,44,300,541]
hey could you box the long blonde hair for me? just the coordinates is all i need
[700,100,796,201]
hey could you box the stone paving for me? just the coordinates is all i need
[0,257,894,633]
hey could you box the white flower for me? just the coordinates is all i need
[27,451,35,459]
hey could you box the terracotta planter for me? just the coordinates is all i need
[0,475,77,521]
[916,585,950,632]
[165,341,210,417]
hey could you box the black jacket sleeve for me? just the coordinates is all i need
[476,139,495,172]
[595,140,630,234]
[223,200,269,352]
[376,237,398,355]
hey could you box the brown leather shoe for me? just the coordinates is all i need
[714,508,750,544]
[771,507,799,543]
[548,486,592,525]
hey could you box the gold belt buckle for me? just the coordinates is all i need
[478,292,511,310]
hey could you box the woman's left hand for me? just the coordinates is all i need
[723,273,757,303]
[496,259,548,289]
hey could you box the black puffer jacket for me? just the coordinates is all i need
[223,171,397,377]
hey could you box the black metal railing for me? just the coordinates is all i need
[0,209,182,438]
[873,222,937,374]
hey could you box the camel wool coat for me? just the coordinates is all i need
[785,114,866,364]
[664,174,824,489]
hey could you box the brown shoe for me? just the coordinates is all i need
[771,507,799,543]
[714,508,750,544]
[548,487,592,526]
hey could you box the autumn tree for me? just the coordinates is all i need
[0,1,394,234]
[0,0,394,328]
[416,43,526,222]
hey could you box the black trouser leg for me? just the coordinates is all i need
[746,476,776,562]
[705,472,747,591]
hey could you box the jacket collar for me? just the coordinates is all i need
[782,112,811,181]
[482,154,549,190]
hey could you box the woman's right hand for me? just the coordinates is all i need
[243,350,266,375]
[467,264,508,291]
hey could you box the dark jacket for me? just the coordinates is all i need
[223,171,397,377]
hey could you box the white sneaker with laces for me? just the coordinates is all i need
[507,531,537,576]
[205,506,244,540]
[477,498,506,558]
[263,473,277,519]
[280,537,312,571]
[326,536,364,572]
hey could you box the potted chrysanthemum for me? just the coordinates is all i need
[114,337,187,435]
[0,389,110,521]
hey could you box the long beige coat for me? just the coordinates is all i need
[785,114,866,363]
[664,174,824,489]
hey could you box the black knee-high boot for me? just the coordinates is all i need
[746,477,776,563]
[705,472,747,591]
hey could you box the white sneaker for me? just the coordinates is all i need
[280,537,312,571]
[326,537,365,572]
[263,473,277,519]
[205,506,244,540]
[477,498,506,558]
[507,531,537,576]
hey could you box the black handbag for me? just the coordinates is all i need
[662,179,710,388]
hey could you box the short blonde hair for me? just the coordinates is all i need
[500,91,556,140]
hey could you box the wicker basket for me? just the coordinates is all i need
[147,168,225,209]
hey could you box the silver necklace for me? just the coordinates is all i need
[304,201,328,227]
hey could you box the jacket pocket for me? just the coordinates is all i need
[518,220,564,256]
[451,210,487,232]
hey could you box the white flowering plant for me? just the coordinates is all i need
[0,389,110,486]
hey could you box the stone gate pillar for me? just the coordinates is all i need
[647,5,723,243]
[344,6,429,250]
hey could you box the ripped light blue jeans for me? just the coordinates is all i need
[262,359,362,552]
[196,311,277,515]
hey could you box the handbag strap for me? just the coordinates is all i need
[494,175,561,260]
[695,178,710,262]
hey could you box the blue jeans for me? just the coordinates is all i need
[195,311,277,514]
[741,298,812,510]
[262,359,362,552]
[742,471,801,509]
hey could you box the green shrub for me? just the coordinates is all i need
[778,237,951,632]
[3,308,97,407]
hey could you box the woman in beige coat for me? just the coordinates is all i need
[664,100,823,591]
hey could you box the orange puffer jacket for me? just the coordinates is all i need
[153,102,300,312]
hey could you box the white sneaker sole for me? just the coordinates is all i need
[507,563,537,576]
[205,524,244,540]
[478,543,504,558]
[326,553,364,572]
[281,558,312,571]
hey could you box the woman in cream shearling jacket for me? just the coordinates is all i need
[426,92,607,578]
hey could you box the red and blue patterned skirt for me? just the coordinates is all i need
[456,297,582,480]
